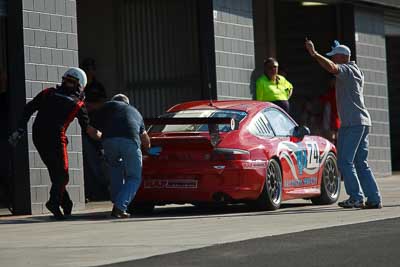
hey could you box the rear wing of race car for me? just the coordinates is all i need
[144,117,240,146]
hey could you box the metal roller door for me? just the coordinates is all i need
[385,11,400,36]
[115,0,204,117]
[0,0,6,17]
[385,11,400,170]
[0,0,8,211]
[275,1,337,124]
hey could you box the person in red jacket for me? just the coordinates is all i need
[320,78,340,145]
[9,67,101,219]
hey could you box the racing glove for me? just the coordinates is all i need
[8,128,25,147]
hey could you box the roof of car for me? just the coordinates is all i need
[167,100,275,114]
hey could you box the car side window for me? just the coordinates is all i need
[248,113,274,137]
[263,108,296,136]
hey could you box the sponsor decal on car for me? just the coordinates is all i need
[278,141,331,180]
[284,177,318,187]
[294,149,307,175]
[144,179,198,189]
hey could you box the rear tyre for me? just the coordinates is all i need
[251,158,282,211]
[311,152,340,205]
[128,202,155,215]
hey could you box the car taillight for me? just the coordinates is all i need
[211,148,250,160]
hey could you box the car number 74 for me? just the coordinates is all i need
[305,141,319,169]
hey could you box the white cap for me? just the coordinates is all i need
[326,40,351,56]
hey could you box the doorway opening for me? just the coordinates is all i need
[386,36,400,171]
[77,0,211,201]
[0,15,12,213]
[275,1,338,133]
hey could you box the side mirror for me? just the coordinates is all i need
[231,118,240,130]
[292,125,310,139]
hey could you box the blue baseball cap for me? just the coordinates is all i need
[326,40,351,56]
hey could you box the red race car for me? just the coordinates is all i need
[130,100,340,213]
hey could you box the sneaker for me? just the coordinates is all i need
[363,201,383,209]
[62,200,73,216]
[338,198,364,209]
[45,201,65,220]
[111,206,130,219]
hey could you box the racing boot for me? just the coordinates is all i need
[61,191,73,216]
[61,200,73,216]
[45,201,65,220]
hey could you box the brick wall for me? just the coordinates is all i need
[22,0,84,214]
[213,0,255,100]
[354,8,392,177]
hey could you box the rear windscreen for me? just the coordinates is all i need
[149,109,247,133]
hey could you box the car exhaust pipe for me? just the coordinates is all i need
[212,192,231,203]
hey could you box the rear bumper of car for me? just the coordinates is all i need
[135,160,268,204]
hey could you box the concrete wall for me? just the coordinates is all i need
[213,0,255,100]
[354,8,392,177]
[22,0,84,214]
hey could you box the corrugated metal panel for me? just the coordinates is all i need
[115,0,203,117]
[385,10,400,35]
[0,0,7,17]
[359,0,400,9]
[275,2,337,124]
[386,36,400,171]
[0,17,7,69]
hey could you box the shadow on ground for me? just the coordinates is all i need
[4,201,399,225]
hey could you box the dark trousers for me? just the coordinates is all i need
[33,134,72,207]
[82,134,109,200]
[272,100,290,114]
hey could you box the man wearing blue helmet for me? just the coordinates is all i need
[305,38,382,209]
[9,67,102,219]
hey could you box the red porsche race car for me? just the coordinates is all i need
[130,100,340,213]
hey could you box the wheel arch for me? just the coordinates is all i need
[267,155,284,186]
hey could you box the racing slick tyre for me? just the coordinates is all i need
[128,202,155,215]
[311,152,340,205]
[251,158,282,211]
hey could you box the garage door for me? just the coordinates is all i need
[115,0,204,117]
[275,1,337,124]
[0,0,6,16]
[385,11,400,36]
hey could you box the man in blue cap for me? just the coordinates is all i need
[305,38,382,209]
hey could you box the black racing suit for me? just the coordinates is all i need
[19,86,90,208]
